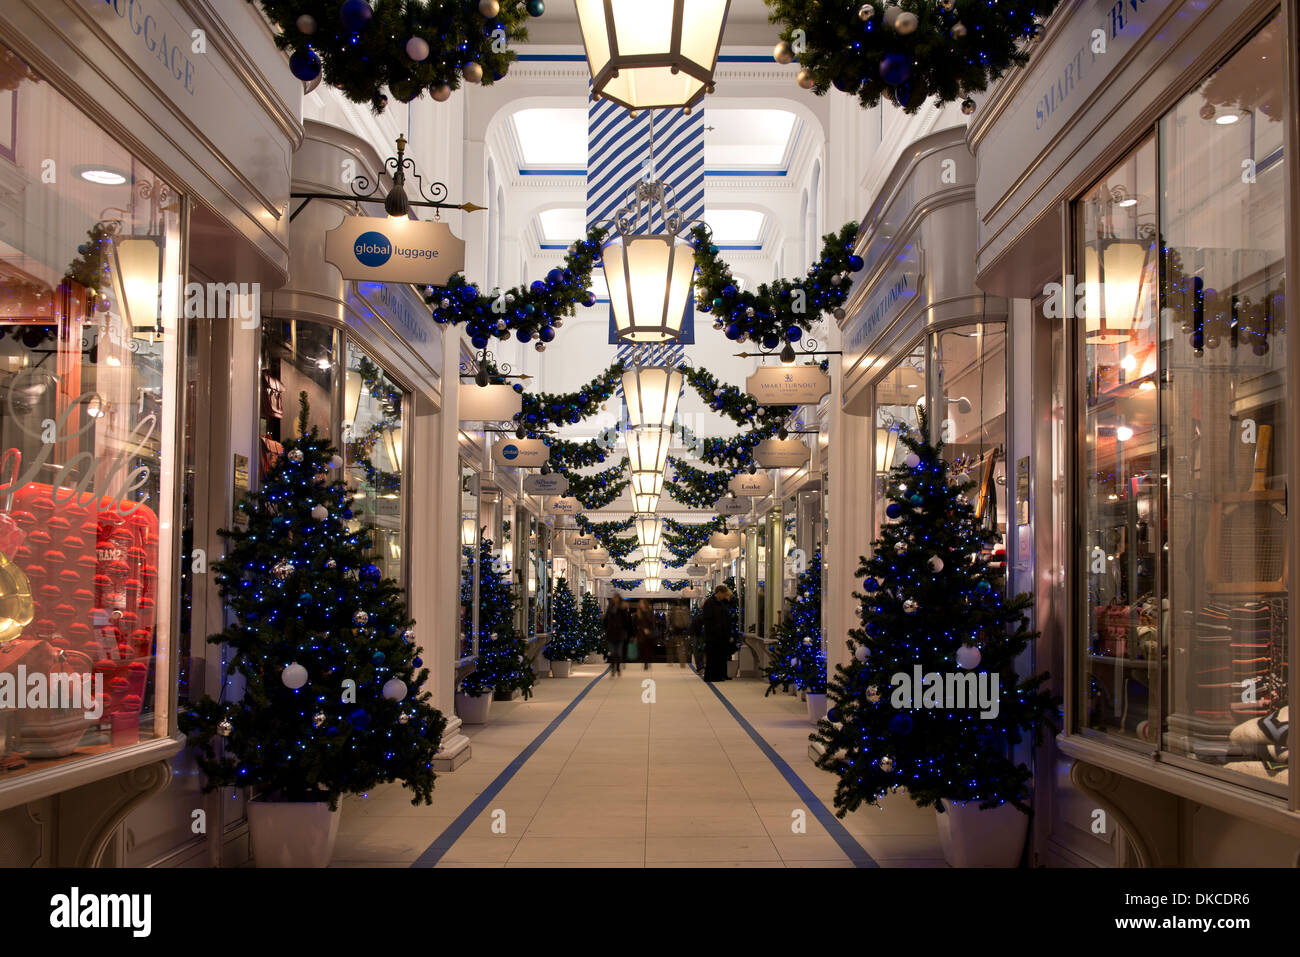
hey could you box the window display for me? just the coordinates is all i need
[1077,16,1289,793]
[260,317,337,458]
[873,343,926,539]
[344,346,407,587]
[0,44,183,778]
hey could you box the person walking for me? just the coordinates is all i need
[699,585,734,682]
[603,595,628,676]
[669,603,691,667]
[634,599,656,670]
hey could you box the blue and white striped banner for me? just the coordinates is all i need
[588,99,702,363]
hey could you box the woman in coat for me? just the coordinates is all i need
[603,595,628,676]
[634,599,656,670]
[700,585,734,682]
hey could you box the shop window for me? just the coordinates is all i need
[0,44,183,779]
[1076,15,1289,794]
[260,317,337,446]
[459,462,478,659]
[873,342,926,539]
[344,346,407,587]
[934,324,1007,537]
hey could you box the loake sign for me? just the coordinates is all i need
[459,384,521,422]
[324,216,464,285]
[492,439,549,468]
[728,472,773,497]
[547,496,581,514]
[754,438,809,469]
[524,473,569,495]
[746,365,831,406]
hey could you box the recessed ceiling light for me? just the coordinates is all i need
[1215,113,1241,125]
[76,166,128,186]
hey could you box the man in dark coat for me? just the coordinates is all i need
[698,585,734,682]
[603,595,629,676]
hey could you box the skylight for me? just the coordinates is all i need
[704,110,798,168]
[537,208,587,242]
[702,209,765,244]
[512,109,588,167]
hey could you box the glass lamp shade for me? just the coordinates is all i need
[641,558,662,578]
[635,515,662,548]
[623,365,684,430]
[461,516,477,546]
[639,542,662,561]
[875,426,900,473]
[575,0,730,111]
[644,576,663,593]
[633,491,660,513]
[603,233,696,343]
[628,428,672,474]
[1083,239,1152,345]
[630,468,665,498]
[109,236,163,332]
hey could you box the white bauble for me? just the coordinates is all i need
[382,678,409,701]
[854,645,869,662]
[894,11,918,33]
[955,645,982,670]
[281,662,309,689]
[311,505,329,521]
[405,37,430,61]
[928,555,944,573]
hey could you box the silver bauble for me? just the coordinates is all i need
[479,0,501,15]
[313,712,326,727]
[296,14,317,33]
[288,449,304,463]
[773,41,794,64]
[273,560,294,581]
[463,62,484,83]
[432,84,452,102]
[217,719,233,737]
[858,4,875,19]
[961,97,976,115]
[796,69,816,90]
[903,599,918,614]
[354,610,370,626]
[879,756,896,772]
[866,685,882,703]
[952,22,967,37]
[894,11,918,33]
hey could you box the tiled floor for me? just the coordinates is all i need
[331,660,945,868]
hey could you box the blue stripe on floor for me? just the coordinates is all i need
[696,670,880,868]
[411,667,609,868]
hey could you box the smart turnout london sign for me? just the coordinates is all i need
[325,216,464,285]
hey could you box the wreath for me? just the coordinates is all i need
[693,222,860,344]
[427,227,605,347]
[767,1,1060,113]
[252,0,543,111]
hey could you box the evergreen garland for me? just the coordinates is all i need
[427,227,605,346]
[764,552,826,695]
[459,537,535,699]
[662,580,691,592]
[542,436,611,472]
[812,409,1057,815]
[567,461,631,511]
[62,223,115,303]
[766,0,1060,113]
[576,515,635,540]
[663,516,728,562]
[251,0,541,111]
[610,578,643,592]
[180,394,445,809]
[680,364,792,430]
[664,456,734,509]
[517,361,624,431]
[692,222,861,344]
[346,355,403,496]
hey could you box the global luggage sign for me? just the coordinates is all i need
[324,216,464,285]
[492,438,549,467]
[745,366,831,406]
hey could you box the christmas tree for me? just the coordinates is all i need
[724,574,743,657]
[580,591,603,658]
[544,577,584,663]
[813,410,1056,815]
[460,538,535,699]
[764,552,826,696]
[180,394,446,809]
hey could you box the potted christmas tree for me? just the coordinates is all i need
[764,553,828,722]
[724,575,742,679]
[544,577,583,677]
[579,591,603,662]
[456,538,534,723]
[812,411,1056,867]
[180,395,446,868]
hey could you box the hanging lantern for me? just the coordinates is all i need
[633,491,660,513]
[635,514,662,549]
[630,469,664,499]
[461,516,477,546]
[641,558,662,578]
[575,0,731,111]
[627,427,672,475]
[644,575,663,593]
[623,363,684,430]
[602,181,696,343]
[640,542,662,561]
[1082,237,1153,345]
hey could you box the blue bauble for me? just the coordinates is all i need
[976,579,992,593]
[722,284,737,297]
[785,325,802,342]
[289,47,322,81]
[471,335,488,349]
[865,621,881,637]
[848,254,865,272]
[888,712,914,735]
[880,52,912,86]
[539,325,555,343]
[762,335,779,350]
[712,298,724,309]
[699,300,712,313]
[513,382,524,393]
[299,591,313,604]
[831,74,861,94]
[339,0,374,32]
[583,291,598,307]
[863,577,879,592]
[885,503,902,519]
[546,268,563,284]
[725,323,741,340]
[527,0,544,14]
[826,707,841,723]
[361,563,381,582]
[530,280,547,295]
[372,651,385,664]
[413,656,423,667]
[517,328,532,343]
[348,708,371,731]
[909,494,922,505]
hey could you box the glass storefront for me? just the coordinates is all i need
[0,44,184,778]
[1076,15,1288,793]
[344,345,407,587]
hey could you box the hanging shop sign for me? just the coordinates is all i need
[686,565,708,577]
[548,496,581,515]
[754,438,810,469]
[325,216,464,285]
[717,497,751,517]
[523,473,570,495]
[569,535,596,550]
[728,473,773,497]
[588,548,610,563]
[709,531,741,550]
[459,384,522,422]
[745,366,831,406]
[492,438,550,467]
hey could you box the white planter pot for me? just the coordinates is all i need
[247,798,340,868]
[535,656,551,676]
[551,659,573,678]
[936,799,1029,867]
[806,692,827,724]
[455,692,493,725]
[726,658,739,679]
